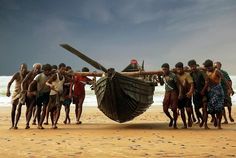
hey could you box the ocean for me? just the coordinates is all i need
[1,76,236,107]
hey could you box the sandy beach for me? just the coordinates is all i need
[0,105,236,158]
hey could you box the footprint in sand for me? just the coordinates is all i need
[138,137,142,141]
[226,155,235,157]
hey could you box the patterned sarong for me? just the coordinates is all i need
[208,84,224,114]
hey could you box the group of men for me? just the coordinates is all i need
[159,59,234,129]
[6,59,234,130]
[7,63,93,129]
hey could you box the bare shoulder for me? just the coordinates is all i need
[12,72,21,79]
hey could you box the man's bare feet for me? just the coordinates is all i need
[52,125,58,129]
[173,125,178,129]
[32,121,36,125]
[169,119,173,127]
[37,125,44,129]
[76,121,82,124]
[204,126,210,130]
[199,121,204,128]
[222,121,228,124]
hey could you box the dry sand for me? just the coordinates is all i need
[0,105,236,158]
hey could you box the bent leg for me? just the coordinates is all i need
[14,103,23,129]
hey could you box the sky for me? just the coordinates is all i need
[1,0,236,75]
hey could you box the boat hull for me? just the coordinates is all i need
[95,71,155,123]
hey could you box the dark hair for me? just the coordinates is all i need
[82,67,89,72]
[59,63,66,69]
[161,63,169,69]
[214,61,222,67]
[188,60,197,66]
[175,62,183,68]
[66,66,72,70]
[52,65,58,70]
[203,59,213,68]
[42,64,52,71]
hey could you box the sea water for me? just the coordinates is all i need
[1,76,236,107]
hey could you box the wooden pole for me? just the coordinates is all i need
[74,70,163,77]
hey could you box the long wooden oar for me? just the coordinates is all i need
[60,44,108,73]
[74,70,163,77]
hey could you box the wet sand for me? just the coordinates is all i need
[0,105,236,157]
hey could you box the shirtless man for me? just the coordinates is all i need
[158,63,181,129]
[23,63,42,129]
[214,61,234,124]
[202,59,229,129]
[175,62,194,128]
[6,63,28,129]
[62,66,73,124]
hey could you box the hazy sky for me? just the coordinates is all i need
[1,0,236,75]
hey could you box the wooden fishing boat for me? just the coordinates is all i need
[60,44,159,123]
[95,68,155,123]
